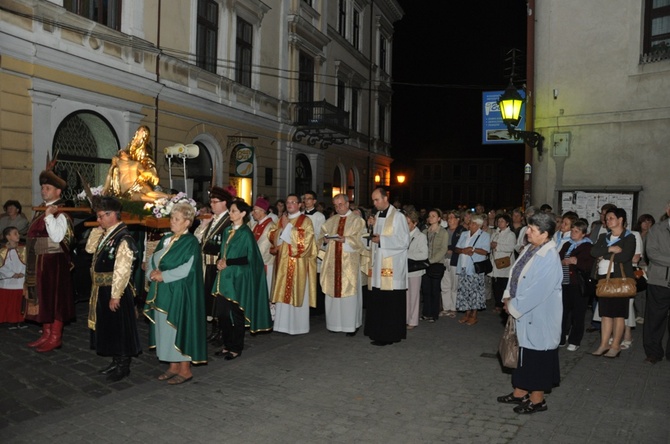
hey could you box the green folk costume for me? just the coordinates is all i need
[144,233,207,364]
[212,225,272,333]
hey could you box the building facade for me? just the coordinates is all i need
[0,0,403,211]
[531,0,670,219]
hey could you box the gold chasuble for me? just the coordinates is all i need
[319,212,366,298]
[269,214,317,307]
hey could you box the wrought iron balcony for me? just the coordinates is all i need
[292,100,350,148]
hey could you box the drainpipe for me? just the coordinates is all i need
[154,0,162,162]
[367,0,374,203]
[524,0,536,210]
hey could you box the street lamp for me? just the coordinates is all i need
[396,174,406,184]
[498,81,544,158]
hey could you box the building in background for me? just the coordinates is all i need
[531,0,669,219]
[0,0,403,210]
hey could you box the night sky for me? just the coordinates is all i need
[390,0,527,164]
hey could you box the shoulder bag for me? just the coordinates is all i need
[498,316,518,368]
[494,253,512,269]
[470,234,493,274]
[595,253,637,297]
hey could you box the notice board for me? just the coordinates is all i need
[560,190,638,226]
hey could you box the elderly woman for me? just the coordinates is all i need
[0,200,29,238]
[420,209,450,322]
[144,202,206,384]
[406,210,428,329]
[497,212,562,414]
[490,214,516,314]
[454,214,491,325]
[212,200,272,360]
[590,208,636,358]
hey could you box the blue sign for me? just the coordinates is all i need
[482,90,526,145]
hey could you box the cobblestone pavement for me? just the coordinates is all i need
[1,301,668,443]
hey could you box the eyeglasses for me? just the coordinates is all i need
[96,212,112,220]
[210,200,222,205]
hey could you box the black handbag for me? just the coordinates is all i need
[408,258,430,273]
[474,258,493,275]
[426,262,446,279]
[468,232,492,274]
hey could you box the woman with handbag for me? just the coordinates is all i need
[405,210,428,329]
[497,212,562,414]
[420,209,449,322]
[490,214,516,314]
[590,208,636,358]
[454,214,490,325]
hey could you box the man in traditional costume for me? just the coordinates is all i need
[319,194,366,335]
[250,197,277,318]
[364,187,410,346]
[25,162,75,352]
[269,194,317,335]
[85,197,141,381]
[194,186,233,343]
[303,190,327,316]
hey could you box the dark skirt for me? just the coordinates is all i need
[512,347,560,392]
[91,287,142,357]
[596,274,631,318]
[364,288,407,343]
[598,296,629,318]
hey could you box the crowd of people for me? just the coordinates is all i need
[3,166,670,411]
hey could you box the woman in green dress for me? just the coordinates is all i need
[144,202,206,384]
[213,200,272,360]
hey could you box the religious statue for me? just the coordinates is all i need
[103,126,167,202]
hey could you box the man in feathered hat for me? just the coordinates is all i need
[193,186,233,344]
[25,158,76,352]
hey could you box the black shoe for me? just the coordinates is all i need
[371,340,390,346]
[223,351,241,361]
[346,328,359,337]
[98,361,118,375]
[513,399,547,414]
[645,356,661,364]
[497,392,529,404]
[106,358,131,382]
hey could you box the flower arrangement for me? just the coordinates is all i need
[76,186,104,204]
[144,192,198,218]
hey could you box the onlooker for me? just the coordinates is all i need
[145,202,207,384]
[642,201,670,364]
[590,208,636,358]
[490,214,516,314]
[420,209,449,322]
[406,210,428,329]
[558,219,594,351]
[498,212,562,414]
[455,214,490,326]
[0,200,29,239]
[440,210,465,318]
[632,213,655,324]
[0,227,26,329]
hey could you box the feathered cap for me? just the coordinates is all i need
[39,152,67,190]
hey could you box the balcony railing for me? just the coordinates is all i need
[292,100,350,148]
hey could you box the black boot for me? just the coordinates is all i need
[98,360,118,375]
[107,357,131,382]
[206,318,219,342]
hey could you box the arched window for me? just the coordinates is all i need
[183,141,213,204]
[294,154,312,196]
[53,111,119,202]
